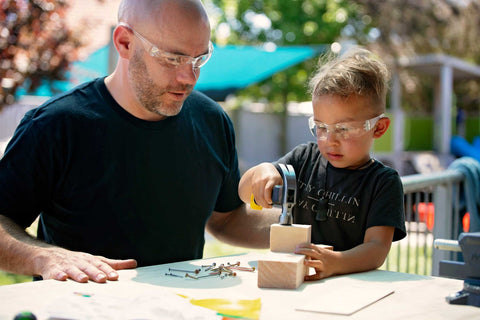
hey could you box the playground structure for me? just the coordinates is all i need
[389,54,480,175]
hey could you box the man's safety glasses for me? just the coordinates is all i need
[119,22,213,70]
[309,114,385,141]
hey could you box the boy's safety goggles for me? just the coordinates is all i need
[308,114,385,140]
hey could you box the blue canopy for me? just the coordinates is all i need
[16,46,110,97]
[17,44,321,101]
[196,44,320,100]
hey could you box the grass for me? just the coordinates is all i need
[203,239,269,259]
[0,272,31,286]
[381,241,433,275]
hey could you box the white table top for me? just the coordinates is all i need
[0,252,479,319]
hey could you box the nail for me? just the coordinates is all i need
[227,261,240,267]
[229,266,255,272]
[203,262,217,271]
[220,272,236,279]
[197,272,221,279]
[169,268,201,274]
[210,264,225,272]
[77,274,89,282]
[185,273,198,280]
[222,267,234,274]
[96,273,107,281]
[165,273,183,278]
[202,262,216,268]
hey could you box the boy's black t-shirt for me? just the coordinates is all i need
[0,78,243,266]
[275,142,406,251]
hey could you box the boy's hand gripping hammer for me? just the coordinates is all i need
[250,164,297,225]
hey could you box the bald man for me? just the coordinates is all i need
[0,0,279,283]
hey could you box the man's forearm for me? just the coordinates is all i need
[0,215,49,276]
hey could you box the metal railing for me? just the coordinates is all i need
[383,169,465,276]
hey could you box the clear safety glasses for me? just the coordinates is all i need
[119,22,213,70]
[309,113,385,140]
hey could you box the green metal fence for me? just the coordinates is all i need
[383,170,465,276]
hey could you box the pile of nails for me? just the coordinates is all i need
[165,261,255,280]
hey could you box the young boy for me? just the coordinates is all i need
[239,47,406,280]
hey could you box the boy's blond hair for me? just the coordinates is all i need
[308,47,390,113]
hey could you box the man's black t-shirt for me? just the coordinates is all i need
[275,142,406,250]
[0,78,243,266]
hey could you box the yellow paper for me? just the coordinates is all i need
[189,297,261,320]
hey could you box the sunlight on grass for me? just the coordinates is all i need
[203,239,269,259]
[0,272,31,286]
[381,242,433,275]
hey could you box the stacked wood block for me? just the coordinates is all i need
[269,224,312,253]
[257,224,310,289]
[257,252,307,289]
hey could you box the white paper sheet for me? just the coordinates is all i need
[296,283,394,316]
[45,290,220,320]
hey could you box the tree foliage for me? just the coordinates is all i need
[0,0,82,108]
[209,0,480,114]
[2,0,479,115]
[354,0,480,114]
[208,0,364,110]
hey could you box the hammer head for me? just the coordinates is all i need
[276,164,297,225]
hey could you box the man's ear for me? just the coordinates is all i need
[112,25,133,60]
[373,117,390,139]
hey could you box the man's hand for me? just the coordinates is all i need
[35,247,137,283]
[0,215,137,283]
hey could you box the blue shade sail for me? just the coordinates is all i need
[195,44,320,100]
[17,44,322,101]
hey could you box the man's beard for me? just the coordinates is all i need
[128,49,193,118]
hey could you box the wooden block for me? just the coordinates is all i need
[257,252,306,289]
[270,223,311,253]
